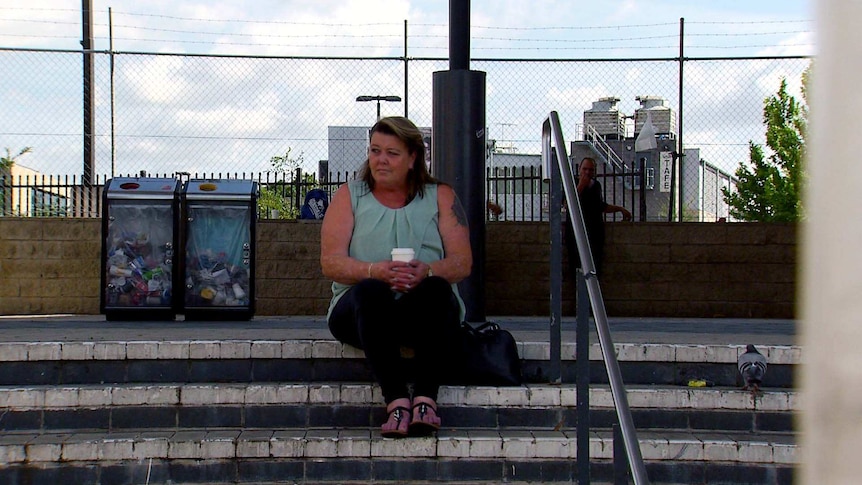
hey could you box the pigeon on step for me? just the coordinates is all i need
[738,344,767,396]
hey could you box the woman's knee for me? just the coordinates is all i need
[421,276,455,299]
[353,278,392,300]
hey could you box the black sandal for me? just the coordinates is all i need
[409,400,441,436]
[381,405,411,438]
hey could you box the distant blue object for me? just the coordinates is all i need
[300,189,329,219]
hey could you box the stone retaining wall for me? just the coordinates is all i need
[0,219,795,318]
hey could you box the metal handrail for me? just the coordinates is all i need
[542,111,650,485]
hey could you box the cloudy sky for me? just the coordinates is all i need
[1,0,815,56]
[1,1,814,176]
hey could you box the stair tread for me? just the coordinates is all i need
[0,426,798,464]
[0,338,802,364]
[0,382,798,412]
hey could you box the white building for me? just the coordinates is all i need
[1,163,72,217]
[324,125,432,179]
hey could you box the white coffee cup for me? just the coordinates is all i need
[391,248,415,262]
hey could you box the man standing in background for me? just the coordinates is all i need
[565,156,632,279]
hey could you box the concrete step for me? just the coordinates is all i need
[0,427,796,484]
[0,338,802,365]
[0,382,798,412]
[0,338,801,388]
[0,318,798,483]
[0,383,796,435]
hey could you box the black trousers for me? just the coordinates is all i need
[564,218,604,279]
[328,276,462,404]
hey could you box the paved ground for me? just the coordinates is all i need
[0,314,797,346]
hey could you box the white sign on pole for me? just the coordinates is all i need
[659,151,673,193]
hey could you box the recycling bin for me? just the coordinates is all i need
[100,177,181,320]
[181,179,257,320]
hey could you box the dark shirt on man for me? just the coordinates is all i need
[565,179,607,277]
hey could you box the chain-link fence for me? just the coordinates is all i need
[0,46,810,220]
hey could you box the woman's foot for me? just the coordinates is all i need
[381,397,411,438]
[409,396,441,436]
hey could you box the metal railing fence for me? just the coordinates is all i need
[0,170,355,220]
[2,164,649,222]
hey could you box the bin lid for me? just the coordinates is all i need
[105,177,180,200]
[184,179,257,200]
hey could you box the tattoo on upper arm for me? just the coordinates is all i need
[451,193,468,228]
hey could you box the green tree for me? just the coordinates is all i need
[723,74,808,222]
[1,146,32,171]
[258,148,317,219]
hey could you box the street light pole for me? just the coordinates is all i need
[356,95,402,121]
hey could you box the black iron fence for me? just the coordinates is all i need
[0,170,345,220]
[1,162,649,222]
[485,162,649,223]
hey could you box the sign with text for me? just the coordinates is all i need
[659,151,673,193]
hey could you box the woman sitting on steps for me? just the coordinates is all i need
[320,116,473,438]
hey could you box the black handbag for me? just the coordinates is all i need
[456,321,522,386]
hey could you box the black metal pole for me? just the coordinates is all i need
[678,17,685,221]
[82,0,95,186]
[613,424,632,485]
[548,151,562,384]
[403,19,409,117]
[109,7,116,177]
[432,71,486,322]
[450,0,469,70]
[577,269,591,484]
[432,0,487,323]
[666,159,676,223]
[638,158,647,222]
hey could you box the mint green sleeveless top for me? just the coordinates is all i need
[327,179,466,320]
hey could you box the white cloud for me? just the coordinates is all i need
[757,31,816,57]
[175,103,280,135]
[124,56,190,104]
